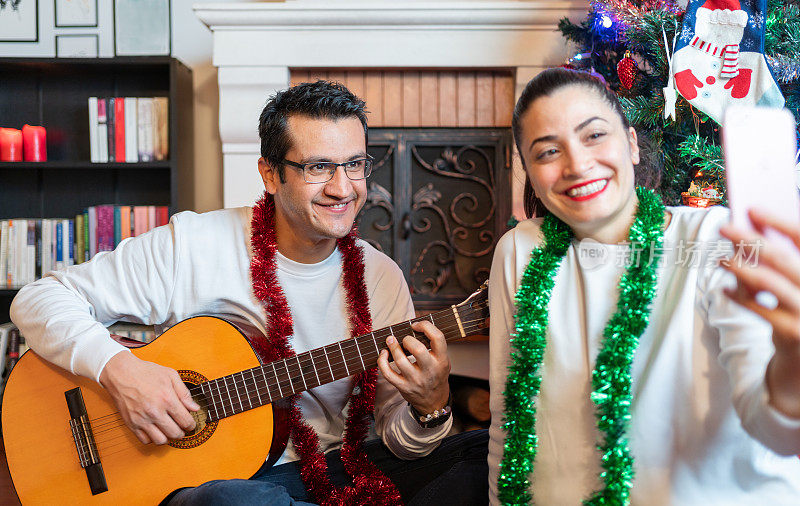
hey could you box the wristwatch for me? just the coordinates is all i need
[409,395,452,429]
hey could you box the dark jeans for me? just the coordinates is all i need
[166,429,489,505]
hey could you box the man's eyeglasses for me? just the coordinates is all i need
[283,156,374,184]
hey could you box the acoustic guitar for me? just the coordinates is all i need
[1,284,488,504]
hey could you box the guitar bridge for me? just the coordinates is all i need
[65,388,108,495]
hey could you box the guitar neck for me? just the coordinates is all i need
[200,302,485,421]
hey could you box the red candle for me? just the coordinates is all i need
[0,128,23,161]
[22,124,47,162]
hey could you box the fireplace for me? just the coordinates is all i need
[195,0,586,378]
[194,0,587,211]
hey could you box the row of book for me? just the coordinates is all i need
[0,205,169,288]
[88,97,169,163]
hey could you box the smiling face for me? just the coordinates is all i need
[517,84,640,243]
[258,115,368,263]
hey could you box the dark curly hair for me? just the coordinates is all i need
[258,80,368,182]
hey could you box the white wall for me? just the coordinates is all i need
[172,0,261,212]
[150,0,266,212]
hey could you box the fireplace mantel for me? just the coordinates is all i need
[195,0,586,209]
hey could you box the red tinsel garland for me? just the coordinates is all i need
[249,193,402,506]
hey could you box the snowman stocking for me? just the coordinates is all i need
[670,0,784,124]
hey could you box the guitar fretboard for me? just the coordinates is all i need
[199,299,487,421]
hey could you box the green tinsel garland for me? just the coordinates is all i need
[498,187,665,505]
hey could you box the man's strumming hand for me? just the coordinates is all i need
[377,320,451,415]
[99,351,199,445]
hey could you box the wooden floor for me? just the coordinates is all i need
[0,438,20,505]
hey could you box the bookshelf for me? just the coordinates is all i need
[0,57,194,322]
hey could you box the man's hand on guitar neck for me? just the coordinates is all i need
[377,320,451,415]
[99,351,200,445]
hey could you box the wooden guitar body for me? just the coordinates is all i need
[2,316,287,505]
[1,283,489,504]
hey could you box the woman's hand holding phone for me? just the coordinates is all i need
[720,106,800,417]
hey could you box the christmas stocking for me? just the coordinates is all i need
[670,0,784,124]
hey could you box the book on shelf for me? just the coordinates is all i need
[156,206,168,227]
[40,220,49,277]
[96,205,114,253]
[33,220,41,283]
[1,222,8,286]
[133,206,148,237]
[26,220,35,285]
[119,205,131,242]
[15,219,28,287]
[87,206,97,260]
[75,213,84,267]
[138,98,153,162]
[107,98,116,163]
[97,98,109,163]
[154,97,169,161]
[114,98,126,163]
[55,220,63,270]
[67,219,75,268]
[124,98,139,163]
[0,206,168,288]
[88,97,99,163]
[88,96,168,163]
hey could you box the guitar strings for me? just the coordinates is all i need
[84,318,489,461]
[194,318,487,420]
[83,312,487,447]
[84,321,485,453]
[85,303,485,426]
[84,336,488,461]
[188,311,482,399]
[187,303,489,399]
[82,316,487,452]
[84,312,487,435]
[88,315,486,432]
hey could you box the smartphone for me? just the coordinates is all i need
[723,105,800,251]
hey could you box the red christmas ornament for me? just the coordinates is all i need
[617,50,637,89]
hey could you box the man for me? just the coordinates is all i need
[10,81,488,504]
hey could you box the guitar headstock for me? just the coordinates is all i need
[459,280,488,307]
[454,281,489,336]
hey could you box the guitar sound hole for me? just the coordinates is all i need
[184,384,211,437]
[169,370,219,449]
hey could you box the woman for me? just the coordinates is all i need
[487,67,800,505]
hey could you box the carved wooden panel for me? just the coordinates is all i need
[361,129,512,309]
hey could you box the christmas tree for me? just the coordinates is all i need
[558,0,800,206]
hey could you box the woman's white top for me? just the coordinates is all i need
[488,206,800,505]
